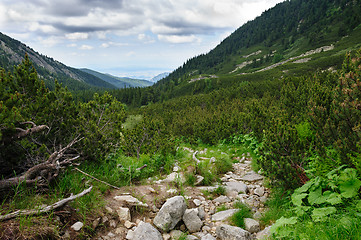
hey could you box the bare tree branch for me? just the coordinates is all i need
[0,186,92,221]
[74,168,120,189]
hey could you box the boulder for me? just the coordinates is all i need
[256,226,271,239]
[211,209,238,221]
[183,209,203,233]
[244,218,260,233]
[213,195,231,203]
[240,171,263,182]
[133,221,162,240]
[216,224,252,240]
[153,196,187,232]
[225,182,248,194]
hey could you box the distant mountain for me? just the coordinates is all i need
[0,32,116,91]
[80,68,153,88]
[151,72,170,83]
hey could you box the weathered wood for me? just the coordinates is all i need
[74,167,121,190]
[0,186,92,221]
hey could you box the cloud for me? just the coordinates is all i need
[65,32,89,40]
[79,44,93,50]
[158,34,200,44]
[1,0,284,43]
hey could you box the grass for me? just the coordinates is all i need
[229,202,253,229]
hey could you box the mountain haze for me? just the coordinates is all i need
[80,68,153,88]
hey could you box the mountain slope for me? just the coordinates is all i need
[0,32,116,91]
[151,72,170,83]
[80,68,153,88]
[157,0,361,88]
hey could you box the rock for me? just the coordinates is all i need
[114,195,148,207]
[187,235,199,240]
[125,220,135,229]
[201,233,216,240]
[183,209,203,233]
[194,199,202,206]
[211,209,239,221]
[170,230,183,239]
[117,207,131,222]
[244,218,260,233]
[109,219,117,228]
[253,211,263,220]
[195,175,204,186]
[213,196,231,203]
[210,157,216,163]
[153,196,187,232]
[133,221,162,240]
[173,166,180,172]
[163,233,171,240]
[259,196,267,203]
[216,224,251,240]
[105,206,113,214]
[92,217,101,229]
[71,221,83,231]
[198,206,206,220]
[163,172,185,183]
[167,188,178,194]
[240,171,264,182]
[254,187,265,197]
[126,230,135,240]
[256,226,271,239]
[225,182,248,194]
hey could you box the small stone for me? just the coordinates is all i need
[195,175,205,186]
[254,187,265,197]
[213,196,231,203]
[201,233,216,240]
[170,230,183,239]
[202,225,211,232]
[124,220,135,229]
[114,195,148,207]
[107,232,116,238]
[260,196,267,203]
[194,199,202,206]
[109,219,117,228]
[198,206,206,220]
[102,216,109,224]
[92,217,101,229]
[256,226,272,239]
[117,207,131,222]
[71,221,83,231]
[105,206,113,214]
[167,188,178,194]
[163,233,171,240]
[173,166,180,172]
[211,209,239,221]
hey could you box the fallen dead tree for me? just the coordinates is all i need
[0,137,83,193]
[0,186,92,221]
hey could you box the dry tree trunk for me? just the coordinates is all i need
[0,137,83,193]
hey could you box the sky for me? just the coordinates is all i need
[0,0,284,80]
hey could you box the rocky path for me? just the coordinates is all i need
[86,149,272,240]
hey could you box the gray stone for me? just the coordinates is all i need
[126,230,135,240]
[187,235,199,240]
[183,209,203,233]
[71,221,83,231]
[153,196,187,232]
[194,199,202,206]
[114,195,148,207]
[116,207,131,222]
[256,226,271,239]
[163,172,186,183]
[170,230,183,239]
[225,182,248,194]
[201,233,216,240]
[213,195,231,203]
[254,187,265,197]
[198,206,206,220]
[216,224,251,240]
[240,171,263,182]
[133,221,162,240]
[211,209,238,221]
[244,218,260,233]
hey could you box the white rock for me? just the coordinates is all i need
[71,221,83,231]
[125,220,135,229]
[216,224,252,240]
[254,187,265,197]
[167,188,177,194]
[194,199,202,206]
[117,207,131,222]
[211,209,239,221]
[256,226,271,239]
[183,209,203,233]
[114,195,148,207]
[213,196,231,203]
[201,233,216,240]
[133,221,163,240]
[126,230,135,240]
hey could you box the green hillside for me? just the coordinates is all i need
[80,68,153,88]
[0,32,116,91]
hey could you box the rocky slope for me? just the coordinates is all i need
[65,148,272,240]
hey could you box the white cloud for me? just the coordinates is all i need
[158,34,200,44]
[79,44,93,50]
[66,32,89,40]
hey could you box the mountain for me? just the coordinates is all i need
[80,68,153,88]
[155,0,361,92]
[0,32,116,91]
[151,72,170,83]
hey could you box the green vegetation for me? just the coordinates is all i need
[230,202,252,229]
